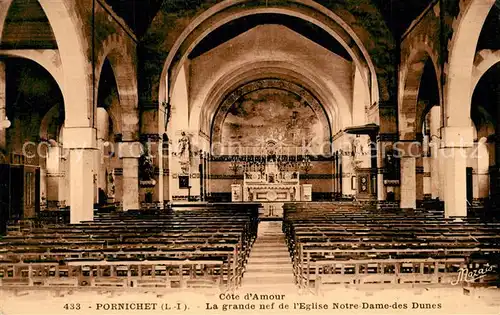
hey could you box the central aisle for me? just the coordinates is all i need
[241,221,295,291]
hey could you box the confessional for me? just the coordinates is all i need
[0,164,40,234]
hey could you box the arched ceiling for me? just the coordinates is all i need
[477,1,500,51]
[1,0,57,49]
[105,0,434,39]
[471,62,500,128]
[188,13,352,61]
[5,57,64,125]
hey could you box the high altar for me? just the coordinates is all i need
[231,160,312,217]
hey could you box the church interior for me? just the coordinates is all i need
[0,0,500,299]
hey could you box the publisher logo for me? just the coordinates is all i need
[451,266,495,285]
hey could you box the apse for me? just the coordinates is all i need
[220,88,324,153]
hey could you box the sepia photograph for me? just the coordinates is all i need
[0,0,499,314]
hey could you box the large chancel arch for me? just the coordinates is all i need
[210,79,332,156]
[159,0,380,122]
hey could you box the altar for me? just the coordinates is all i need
[231,160,312,218]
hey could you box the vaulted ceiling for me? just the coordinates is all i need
[105,0,435,39]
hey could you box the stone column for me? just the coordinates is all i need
[157,137,164,207]
[333,133,355,198]
[95,108,109,205]
[441,127,473,217]
[63,127,96,223]
[162,137,170,204]
[45,145,65,208]
[476,139,490,199]
[200,151,206,201]
[206,153,211,199]
[204,152,209,200]
[119,141,140,211]
[0,60,6,150]
[430,138,440,199]
[333,152,338,197]
[400,155,417,209]
[427,106,441,200]
[376,140,386,201]
[415,155,424,203]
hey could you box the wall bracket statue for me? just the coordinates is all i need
[177,131,191,174]
[139,149,156,187]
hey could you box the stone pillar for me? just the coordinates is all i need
[204,152,209,200]
[476,139,490,199]
[428,106,441,199]
[69,149,95,222]
[423,154,432,198]
[206,153,211,199]
[340,151,355,197]
[376,140,386,201]
[332,152,336,196]
[95,108,109,205]
[64,127,96,223]
[441,126,473,217]
[415,156,424,202]
[352,67,367,126]
[430,138,440,199]
[0,60,6,150]
[46,145,65,207]
[400,155,417,209]
[162,137,170,204]
[119,141,140,211]
[200,151,206,201]
[333,133,355,198]
[157,137,164,206]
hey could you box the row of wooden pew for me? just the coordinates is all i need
[283,202,500,293]
[0,204,259,291]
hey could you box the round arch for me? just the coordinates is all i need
[210,78,332,151]
[1,0,91,128]
[445,0,496,127]
[40,104,64,142]
[0,50,64,93]
[472,49,500,91]
[0,0,13,43]
[95,34,138,141]
[192,60,351,139]
[36,0,91,128]
[159,0,379,109]
[399,48,441,141]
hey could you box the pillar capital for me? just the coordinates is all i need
[441,126,474,148]
[395,140,422,158]
[118,141,143,159]
[63,127,97,149]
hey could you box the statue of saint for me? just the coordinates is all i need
[107,170,116,199]
[385,149,399,180]
[352,137,363,157]
[139,150,155,181]
[178,132,191,163]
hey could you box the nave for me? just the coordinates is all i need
[0,202,499,296]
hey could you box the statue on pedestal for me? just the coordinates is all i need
[384,149,399,180]
[107,169,116,200]
[178,131,191,174]
[139,147,156,188]
[139,150,155,182]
